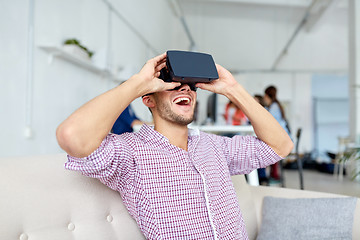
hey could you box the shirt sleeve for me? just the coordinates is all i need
[222,135,283,175]
[64,133,136,193]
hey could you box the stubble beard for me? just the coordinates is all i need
[156,100,194,126]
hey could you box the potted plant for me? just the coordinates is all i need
[340,147,360,181]
[63,38,94,60]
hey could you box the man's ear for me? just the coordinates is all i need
[142,95,156,108]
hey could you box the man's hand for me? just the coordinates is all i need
[196,63,293,158]
[128,53,181,97]
[195,64,238,97]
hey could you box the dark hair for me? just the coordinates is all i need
[264,85,286,119]
[254,94,265,107]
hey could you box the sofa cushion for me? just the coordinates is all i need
[256,196,357,240]
[231,175,258,240]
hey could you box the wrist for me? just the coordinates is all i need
[223,83,244,101]
[122,74,148,98]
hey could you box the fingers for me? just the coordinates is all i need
[216,64,233,80]
[151,52,167,65]
[146,53,166,75]
[139,53,166,76]
[215,64,226,77]
[195,82,215,92]
[163,81,181,90]
[155,61,167,73]
[195,83,205,89]
[148,80,181,94]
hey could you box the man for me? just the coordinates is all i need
[56,52,293,239]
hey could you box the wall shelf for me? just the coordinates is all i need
[39,46,122,82]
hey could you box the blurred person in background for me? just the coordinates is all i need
[223,100,247,126]
[111,104,144,134]
[264,85,291,181]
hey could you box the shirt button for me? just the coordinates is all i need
[68,222,75,231]
[19,233,28,240]
[107,215,113,223]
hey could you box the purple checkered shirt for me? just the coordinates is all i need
[65,124,281,239]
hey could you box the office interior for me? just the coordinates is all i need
[1,0,360,196]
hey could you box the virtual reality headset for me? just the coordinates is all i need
[159,50,218,84]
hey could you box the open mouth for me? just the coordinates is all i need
[173,97,191,106]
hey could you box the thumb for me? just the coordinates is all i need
[195,82,216,92]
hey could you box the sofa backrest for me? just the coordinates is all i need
[0,154,258,240]
[0,154,145,240]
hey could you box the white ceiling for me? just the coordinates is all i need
[172,0,348,73]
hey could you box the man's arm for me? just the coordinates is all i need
[196,64,293,158]
[56,53,180,158]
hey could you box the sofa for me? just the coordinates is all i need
[1,153,359,239]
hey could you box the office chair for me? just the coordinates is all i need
[295,128,304,190]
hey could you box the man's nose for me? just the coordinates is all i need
[179,84,191,92]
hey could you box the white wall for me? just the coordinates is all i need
[180,0,348,72]
[0,0,347,157]
[0,0,189,157]
[0,0,29,156]
[279,1,348,71]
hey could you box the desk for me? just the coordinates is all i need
[194,125,255,135]
[192,125,259,186]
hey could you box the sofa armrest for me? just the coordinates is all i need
[249,185,360,239]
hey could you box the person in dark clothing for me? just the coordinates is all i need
[111,105,143,134]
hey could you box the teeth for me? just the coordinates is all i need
[174,97,190,104]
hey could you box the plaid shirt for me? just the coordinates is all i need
[65,124,281,239]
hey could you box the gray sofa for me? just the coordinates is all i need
[1,154,359,239]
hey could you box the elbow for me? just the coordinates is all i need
[279,137,294,158]
[56,124,88,158]
[56,124,75,154]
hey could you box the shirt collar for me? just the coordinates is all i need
[188,127,200,137]
[138,124,200,143]
[138,124,168,143]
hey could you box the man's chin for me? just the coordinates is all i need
[172,116,194,126]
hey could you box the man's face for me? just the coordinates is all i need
[152,84,197,125]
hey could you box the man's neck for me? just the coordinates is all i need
[154,121,189,151]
